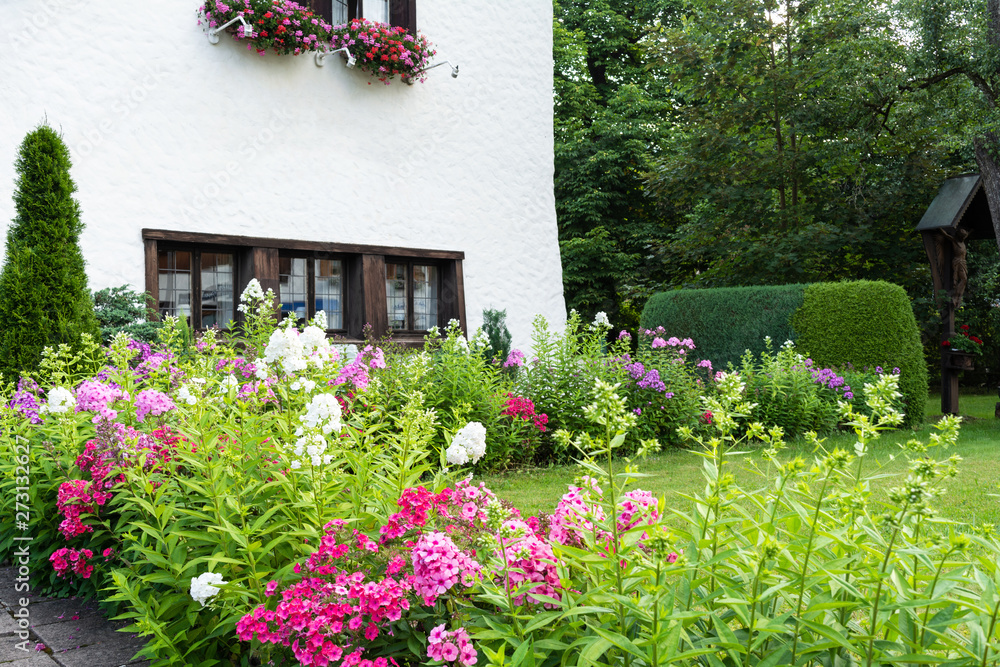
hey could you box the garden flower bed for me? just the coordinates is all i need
[3,286,999,666]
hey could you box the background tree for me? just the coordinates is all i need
[553,0,681,327]
[645,0,974,293]
[0,125,99,380]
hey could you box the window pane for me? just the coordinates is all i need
[158,250,192,320]
[279,257,308,321]
[413,265,438,331]
[201,253,234,329]
[386,262,407,329]
[314,259,343,329]
[332,0,348,24]
[363,0,388,23]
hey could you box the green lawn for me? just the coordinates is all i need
[484,393,1000,527]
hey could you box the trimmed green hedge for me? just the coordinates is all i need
[790,280,928,427]
[639,284,807,369]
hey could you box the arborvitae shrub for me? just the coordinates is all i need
[0,125,98,379]
[639,284,807,369]
[481,308,512,365]
[790,280,928,427]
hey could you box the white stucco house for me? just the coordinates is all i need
[0,0,565,348]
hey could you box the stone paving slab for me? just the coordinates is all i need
[0,654,61,666]
[0,568,147,667]
[25,600,103,629]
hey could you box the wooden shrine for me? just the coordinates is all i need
[915,174,998,415]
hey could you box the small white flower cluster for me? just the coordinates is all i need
[41,387,76,414]
[190,571,227,607]
[289,378,317,392]
[290,432,333,469]
[313,310,328,330]
[263,324,337,375]
[592,311,611,328]
[445,421,487,466]
[177,385,199,405]
[471,328,490,349]
[236,279,265,313]
[299,393,343,434]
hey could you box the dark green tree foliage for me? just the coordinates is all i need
[646,0,974,292]
[480,307,512,365]
[0,125,98,379]
[554,0,682,327]
[791,280,928,427]
[93,286,163,344]
[639,284,807,369]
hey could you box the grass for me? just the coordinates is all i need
[484,393,1000,528]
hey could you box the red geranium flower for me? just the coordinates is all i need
[942,340,951,347]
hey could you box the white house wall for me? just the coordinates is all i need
[0,0,565,348]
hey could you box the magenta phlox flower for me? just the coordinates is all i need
[50,547,94,579]
[411,531,480,605]
[497,519,561,607]
[427,624,477,666]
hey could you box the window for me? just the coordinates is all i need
[307,0,415,33]
[279,254,346,329]
[386,261,438,331]
[143,229,464,343]
[157,247,235,329]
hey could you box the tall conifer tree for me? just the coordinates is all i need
[0,125,98,380]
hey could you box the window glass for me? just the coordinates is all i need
[279,257,308,321]
[158,250,191,319]
[364,0,389,23]
[386,263,407,329]
[315,259,344,329]
[332,0,349,24]
[413,264,438,331]
[201,253,235,329]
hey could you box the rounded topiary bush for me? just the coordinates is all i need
[639,284,807,370]
[790,280,928,427]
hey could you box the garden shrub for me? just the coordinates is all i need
[480,307,512,366]
[514,313,707,458]
[639,283,807,370]
[0,124,99,380]
[93,286,163,344]
[790,279,928,426]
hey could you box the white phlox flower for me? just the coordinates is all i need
[446,421,487,466]
[300,393,343,434]
[190,571,227,607]
[43,387,76,414]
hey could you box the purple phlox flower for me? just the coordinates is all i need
[504,349,525,368]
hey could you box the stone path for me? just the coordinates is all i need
[0,567,147,666]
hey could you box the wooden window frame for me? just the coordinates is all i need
[156,243,238,331]
[278,251,350,333]
[385,258,444,334]
[143,229,464,344]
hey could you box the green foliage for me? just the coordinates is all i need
[640,284,807,370]
[0,125,99,379]
[93,286,163,344]
[554,0,682,328]
[646,0,974,293]
[480,307,512,365]
[791,279,929,426]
